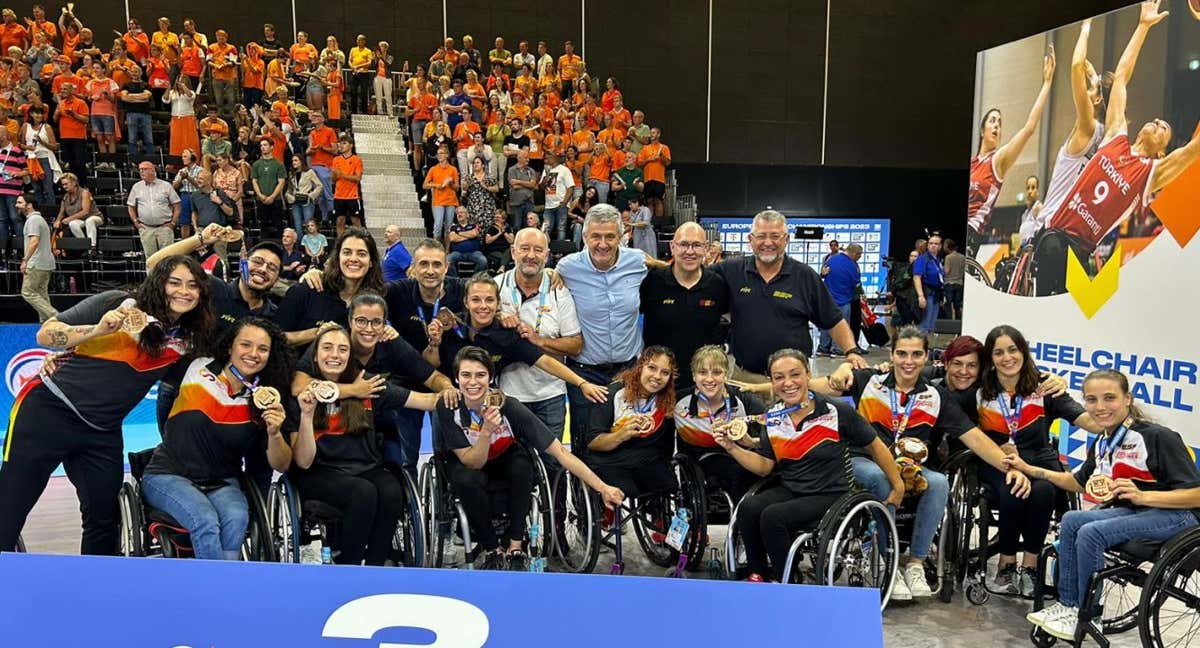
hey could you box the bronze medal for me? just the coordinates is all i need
[1085,474,1114,502]
[219,226,244,242]
[310,381,340,404]
[485,389,506,409]
[895,437,929,465]
[253,386,281,409]
[726,419,748,441]
[435,308,463,330]
[121,308,149,334]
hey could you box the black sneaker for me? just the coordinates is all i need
[481,550,508,570]
[993,563,1018,594]
[506,551,530,572]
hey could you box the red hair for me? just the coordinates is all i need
[942,335,983,364]
[616,346,677,414]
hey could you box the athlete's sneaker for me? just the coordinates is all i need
[993,564,1018,593]
[1027,602,1067,628]
[1017,567,1037,597]
[506,551,530,572]
[891,570,913,601]
[481,550,508,570]
[745,573,765,583]
[903,562,932,598]
[1041,606,1080,641]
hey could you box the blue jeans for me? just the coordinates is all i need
[543,204,568,240]
[818,302,853,355]
[432,205,456,240]
[523,395,567,471]
[1057,506,1197,608]
[588,179,610,204]
[919,286,942,332]
[389,407,425,481]
[31,157,56,207]
[0,194,22,242]
[509,199,533,231]
[311,165,334,218]
[140,473,248,561]
[125,112,155,158]
[852,456,949,560]
[291,202,316,233]
[447,250,487,276]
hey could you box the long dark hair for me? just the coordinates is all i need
[322,227,385,297]
[133,255,215,357]
[616,345,677,414]
[980,324,1041,401]
[214,317,293,415]
[306,326,371,436]
[977,107,1001,153]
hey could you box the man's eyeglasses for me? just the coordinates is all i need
[247,256,281,274]
[352,317,386,330]
[672,241,706,251]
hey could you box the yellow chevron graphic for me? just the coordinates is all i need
[1066,243,1120,319]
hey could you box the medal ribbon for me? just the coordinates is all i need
[227,364,260,397]
[889,388,918,445]
[633,395,657,414]
[699,393,732,424]
[509,274,550,334]
[996,393,1024,440]
[1096,418,1132,478]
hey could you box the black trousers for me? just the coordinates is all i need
[736,486,841,581]
[0,383,123,554]
[591,457,675,499]
[289,464,405,566]
[351,73,373,114]
[256,200,285,241]
[679,444,757,503]
[447,449,534,551]
[61,138,89,186]
[978,454,1059,555]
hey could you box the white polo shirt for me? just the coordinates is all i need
[496,269,582,402]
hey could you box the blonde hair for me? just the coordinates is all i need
[690,345,729,378]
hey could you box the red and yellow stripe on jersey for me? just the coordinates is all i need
[764,405,841,461]
[313,399,376,443]
[977,396,1046,439]
[462,415,515,460]
[3,377,42,461]
[855,373,940,446]
[168,361,252,426]
[75,330,185,373]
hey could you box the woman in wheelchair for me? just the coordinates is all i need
[818,326,1035,599]
[967,325,1102,596]
[715,348,904,583]
[287,326,444,566]
[140,317,294,560]
[1008,369,1200,641]
[436,346,624,570]
[673,345,766,502]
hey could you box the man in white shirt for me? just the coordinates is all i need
[539,151,572,241]
[513,41,536,72]
[535,41,554,79]
[496,227,583,468]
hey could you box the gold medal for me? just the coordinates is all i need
[1086,474,1114,502]
[726,419,748,441]
[485,389,506,409]
[121,308,149,334]
[309,380,339,404]
[253,386,281,409]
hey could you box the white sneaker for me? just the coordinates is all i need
[1026,602,1065,628]
[1041,606,1080,641]
[903,562,932,598]
[891,570,912,601]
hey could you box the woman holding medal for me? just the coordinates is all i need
[1009,369,1200,641]
[673,345,767,503]
[139,318,293,560]
[0,255,215,554]
[287,325,443,566]
[436,346,624,570]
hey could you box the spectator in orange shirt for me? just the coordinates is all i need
[423,145,460,243]
[330,135,363,233]
[514,64,536,99]
[264,49,290,100]
[0,10,28,55]
[199,106,229,141]
[179,32,206,89]
[324,53,344,120]
[571,114,594,164]
[261,107,289,162]
[601,77,621,113]
[544,119,568,160]
[270,87,294,128]
[587,141,613,203]
[464,69,486,121]
[508,91,531,124]
[610,95,632,132]
[289,31,318,76]
[24,5,55,47]
[151,17,179,63]
[54,82,88,184]
[86,61,120,159]
[557,40,581,96]
[305,110,337,217]
[122,18,150,63]
[59,15,81,61]
[108,47,138,87]
[145,44,172,104]
[241,42,266,109]
[407,78,437,170]
[597,113,625,149]
[181,19,207,49]
[636,127,672,219]
[582,94,604,132]
[208,30,239,117]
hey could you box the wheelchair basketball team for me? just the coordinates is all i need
[1,252,1199,645]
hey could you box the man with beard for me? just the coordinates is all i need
[495,227,583,461]
[639,222,728,388]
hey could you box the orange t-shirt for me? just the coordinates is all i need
[331,154,363,199]
[123,32,150,61]
[29,20,56,45]
[308,126,336,167]
[465,81,486,110]
[453,121,480,151]
[527,131,544,160]
[565,159,585,187]
[611,149,626,170]
[289,43,317,73]
[61,30,79,59]
[598,127,625,149]
[601,89,621,113]
[508,103,531,124]
[543,133,567,158]
[588,151,612,183]
[271,100,293,127]
[571,130,594,163]
[425,163,460,207]
[584,106,603,132]
[515,75,536,99]
[0,23,28,55]
[52,72,84,96]
[544,90,561,112]
[109,59,137,88]
[636,142,672,183]
[533,107,555,134]
[266,129,287,162]
[208,43,238,81]
[181,46,205,77]
[242,57,265,89]
[558,54,582,80]
[57,96,89,139]
[611,108,632,132]
[408,93,437,121]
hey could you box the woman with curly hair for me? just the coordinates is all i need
[0,255,215,554]
[139,317,295,560]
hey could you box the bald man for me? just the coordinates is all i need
[382,224,412,282]
[639,222,729,387]
[496,226,584,459]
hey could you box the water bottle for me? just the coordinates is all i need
[68,276,77,294]
[321,547,333,565]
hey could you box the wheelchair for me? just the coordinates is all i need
[1025,517,1200,648]
[267,465,425,567]
[890,463,963,603]
[117,448,276,560]
[724,474,899,610]
[552,451,708,576]
[420,441,553,570]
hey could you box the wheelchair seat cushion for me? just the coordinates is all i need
[145,507,186,532]
[1112,538,1164,563]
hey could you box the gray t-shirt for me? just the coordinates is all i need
[23,211,55,271]
[944,251,965,285]
[190,189,232,229]
[507,164,536,206]
[126,179,181,226]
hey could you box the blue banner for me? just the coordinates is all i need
[0,553,882,647]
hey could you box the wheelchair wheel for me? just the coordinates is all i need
[551,469,599,574]
[155,526,177,559]
[525,449,554,566]
[1098,567,1142,635]
[937,504,960,603]
[1138,532,1200,648]
[815,493,899,611]
[118,481,144,557]
[965,580,990,605]
[725,479,773,578]
[1029,626,1058,648]
[242,476,277,562]
[631,492,680,568]
[14,535,25,553]
[392,469,426,567]
[268,477,302,563]
[419,460,444,568]
[673,455,709,568]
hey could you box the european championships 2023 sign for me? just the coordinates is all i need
[963,1,1200,465]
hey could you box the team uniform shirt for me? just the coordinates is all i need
[496,270,581,402]
[209,276,277,332]
[436,321,545,375]
[673,385,765,450]
[146,358,271,483]
[639,266,728,387]
[966,151,1002,234]
[972,388,1085,465]
[297,338,435,390]
[39,290,188,431]
[331,154,363,200]
[1072,420,1200,517]
[1040,122,1106,222]
[298,384,410,475]
[385,278,469,383]
[435,398,556,462]
[1047,132,1157,252]
[712,255,844,373]
[846,369,973,463]
[586,384,675,469]
[274,283,351,333]
[758,393,877,496]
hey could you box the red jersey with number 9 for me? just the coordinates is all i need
[1047,133,1156,251]
[966,151,1001,234]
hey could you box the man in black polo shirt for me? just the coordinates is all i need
[711,210,867,383]
[640,222,728,388]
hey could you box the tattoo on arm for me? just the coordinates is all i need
[49,330,68,347]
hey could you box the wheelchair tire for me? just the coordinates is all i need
[268,478,302,563]
[1029,626,1058,647]
[1138,531,1200,648]
[14,535,25,553]
[815,494,899,611]
[243,476,277,562]
[631,493,682,568]
[155,526,177,559]
[118,482,144,557]
[1097,569,1141,635]
[392,469,426,567]
[937,506,959,604]
[673,455,709,569]
[966,581,989,605]
[725,478,774,578]
[526,447,554,565]
[550,469,600,574]
[419,460,445,568]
